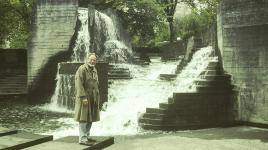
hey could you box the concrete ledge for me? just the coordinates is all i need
[159,74,177,80]
[0,127,17,137]
[24,136,114,150]
[0,131,53,150]
[241,121,268,129]
[140,122,241,131]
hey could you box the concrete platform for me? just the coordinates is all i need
[0,127,17,137]
[106,126,268,150]
[24,136,114,150]
[0,131,53,150]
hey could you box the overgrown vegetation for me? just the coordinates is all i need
[111,0,168,47]
[0,0,33,48]
[175,0,219,40]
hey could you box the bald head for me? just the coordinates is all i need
[87,53,97,66]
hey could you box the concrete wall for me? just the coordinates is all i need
[0,49,27,72]
[28,0,78,96]
[218,0,268,124]
[158,40,186,61]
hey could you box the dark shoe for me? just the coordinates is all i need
[79,141,94,146]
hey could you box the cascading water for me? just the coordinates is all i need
[72,8,90,62]
[42,46,216,138]
[94,9,132,62]
[42,8,133,111]
[41,4,217,139]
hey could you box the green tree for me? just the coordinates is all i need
[158,0,178,42]
[175,0,219,40]
[0,0,33,48]
[82,0,168,47]
[113,0,167,47]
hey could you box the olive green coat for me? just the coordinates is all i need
[74,64,100,122]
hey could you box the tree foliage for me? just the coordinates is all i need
[0,0,32,48]
[175,0,219,40]
[0,0,219,48]
[157,0,178,42]
[110,0,168,47]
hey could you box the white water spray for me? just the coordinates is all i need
[72,8,90,62]
[41,8,133,112]
[43,46,216,138]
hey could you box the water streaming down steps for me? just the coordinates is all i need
[41,46,217,138]
[41,6,225,138]
[139,48,237,130]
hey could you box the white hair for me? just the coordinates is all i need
[87,53,96,61]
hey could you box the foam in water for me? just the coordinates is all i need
[41,8,133,111]
[42,46,216,139]
[72,8,90,62]
[174,46,216,92]
[41,7,217,139]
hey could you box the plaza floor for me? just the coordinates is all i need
[105,126,268,150]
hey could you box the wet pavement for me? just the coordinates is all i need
[106,126,268,150]
[1,102,268,149]
[0,102,73,134]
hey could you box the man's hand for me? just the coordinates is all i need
[82,99,88,105]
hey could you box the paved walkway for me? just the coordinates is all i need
[105,126,268,150]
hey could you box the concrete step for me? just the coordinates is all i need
[141,112,203,121]
[207,61,220,67]
[172,92,201,100]
[0,89,27,92]
[108,67,129,71]
[0,82,27,85]
[139,123,183,131]
[0,92,27,95]
[158,103,222,115]
[139,117,175,125]
[108,73,130,76]
[108,70,130,74]
[159,74,177,80]
[0,79,27,82]
[201,74,232,80]
[146,108,169,114]
[206,66,221,70]
[108,75,131,78]
[0,86,27,89]
[200,70,223,76]
[196,85,235,93]
[108,76,132,80]
[24,136,114,150]
[0,75,26,78]
[145,107,199,115]
[108,66,131,80]
[139,121,238,131]
[195,79,232,86]
[132,61,150,65]
[142,113,168,120]
[0,131,53,150]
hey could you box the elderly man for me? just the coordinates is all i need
[74,53,100,146]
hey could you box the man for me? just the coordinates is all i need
[74,53,100,146]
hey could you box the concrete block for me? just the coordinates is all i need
[23,136,114,150]
[0,127,17,137]
[0,131,53,150]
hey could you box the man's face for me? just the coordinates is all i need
[88,55,97,66]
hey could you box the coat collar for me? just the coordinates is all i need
[85,63,96,73]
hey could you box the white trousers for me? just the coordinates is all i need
[79,122,92,143]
